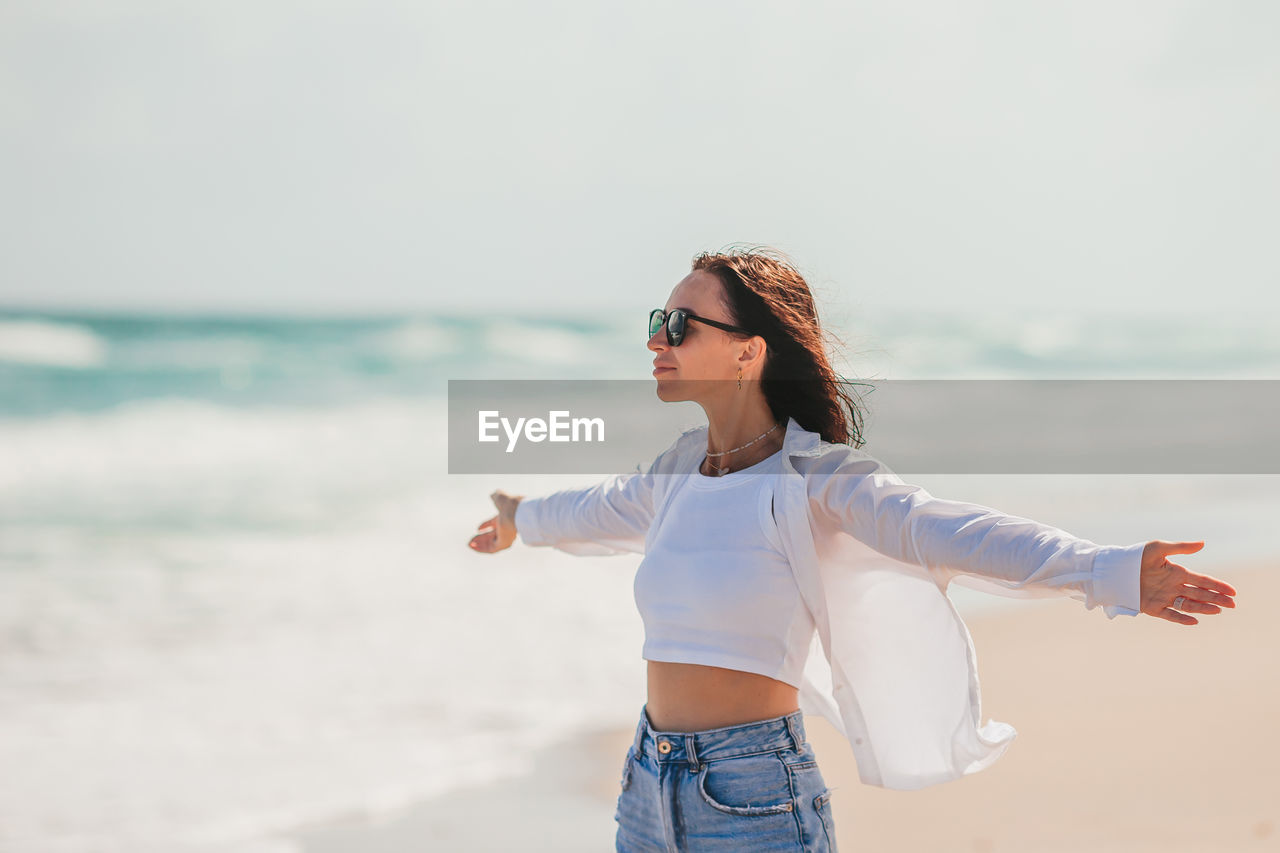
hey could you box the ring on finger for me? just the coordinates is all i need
[1173,595,1187,610]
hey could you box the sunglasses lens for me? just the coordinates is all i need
[668,311,685,346]
[649,310,664,337]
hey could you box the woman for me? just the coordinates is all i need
[468,247,1238,852]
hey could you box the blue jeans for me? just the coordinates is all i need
[614,704,839,852]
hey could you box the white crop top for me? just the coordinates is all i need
[633,447,816,689]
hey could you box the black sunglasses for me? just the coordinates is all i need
[649,308,752,347]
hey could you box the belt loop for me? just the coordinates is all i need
[784,713,804,753]
[633,705,648,757]
[684,733,699,773]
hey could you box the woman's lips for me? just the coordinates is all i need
[652,366,676,375]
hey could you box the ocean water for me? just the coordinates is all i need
[1,306,1276,851]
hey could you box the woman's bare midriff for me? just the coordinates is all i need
[645,660,800,732]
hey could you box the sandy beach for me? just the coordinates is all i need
[285,557,1276,852]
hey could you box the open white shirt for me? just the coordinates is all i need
[514,416,1145,791]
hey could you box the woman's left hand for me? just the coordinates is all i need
[1140,540,1238,625]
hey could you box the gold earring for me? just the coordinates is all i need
[737,367,742,390]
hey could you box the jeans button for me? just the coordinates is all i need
[657,740,672,754]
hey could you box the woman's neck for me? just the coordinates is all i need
[700,401,785,475]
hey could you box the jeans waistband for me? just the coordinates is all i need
[630,704,807,771]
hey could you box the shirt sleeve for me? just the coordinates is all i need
[808,450,1146,618]
[514,465,658,556]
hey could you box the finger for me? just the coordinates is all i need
[1187,573,1237,598]
[476,519,496,532]
[1174,598,1222,615]
[1155,540,1205,556]
[1183,584,1236,608]
[1170,567,1238,603]
[1160,607,1198,626]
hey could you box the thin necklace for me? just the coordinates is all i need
[704,420,783,476]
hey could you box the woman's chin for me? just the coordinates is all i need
[653,379,689,402]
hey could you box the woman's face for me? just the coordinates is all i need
[648,270,763,402]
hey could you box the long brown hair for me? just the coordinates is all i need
[692,245,866,447]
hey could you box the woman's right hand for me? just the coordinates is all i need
[468,489,523,554]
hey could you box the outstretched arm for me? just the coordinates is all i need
[469,470,656,556]
[468,430,694,558]
[508,468,657,556]
[808,449,1236,621]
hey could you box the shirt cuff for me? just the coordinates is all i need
[1092,541,1146,618]
[514,497,547,547]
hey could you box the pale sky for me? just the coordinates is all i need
[1,1,1276,318]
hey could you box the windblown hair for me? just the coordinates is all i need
[691,245,866,447]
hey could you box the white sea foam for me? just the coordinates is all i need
[0,319,109,368]
[368,319,466,360]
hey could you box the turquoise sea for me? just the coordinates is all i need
[1,305,1276,850]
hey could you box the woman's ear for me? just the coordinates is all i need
[740,336,767,366]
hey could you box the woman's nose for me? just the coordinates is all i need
[647,328,666,351]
